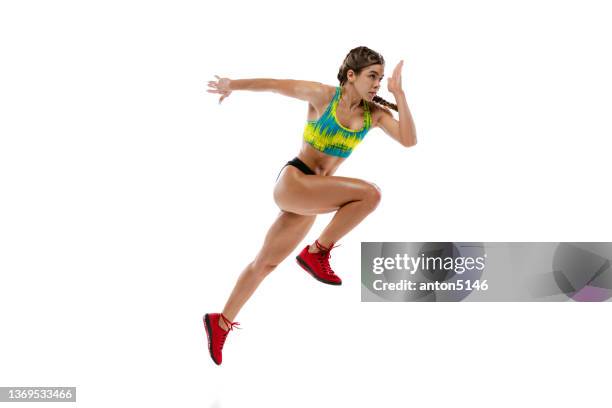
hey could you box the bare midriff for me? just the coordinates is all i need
[296,141,346,176]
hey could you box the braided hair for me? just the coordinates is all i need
[336,46,398,112]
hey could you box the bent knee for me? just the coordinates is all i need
[363,182,382,209]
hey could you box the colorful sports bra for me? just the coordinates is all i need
[303,86,372,158]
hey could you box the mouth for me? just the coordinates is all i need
[368,92,377,97]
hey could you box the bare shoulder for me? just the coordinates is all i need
[312,83,336,104]
[307,84,337,116]
[366,100,393,127]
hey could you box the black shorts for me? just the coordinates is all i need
[275,157,315,181]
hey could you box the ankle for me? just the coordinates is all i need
[308,244,320,254]
[312,239,333,253]
[218,314,231,331]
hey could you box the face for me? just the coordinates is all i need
[347,64,384,100]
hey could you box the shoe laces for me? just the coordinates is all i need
[314,240,341,275]
[217,314,240,350]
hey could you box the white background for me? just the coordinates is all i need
[1,0,611,407]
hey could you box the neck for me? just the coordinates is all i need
[340,85,363,111]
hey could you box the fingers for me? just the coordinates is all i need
[393,62,402,75]
[208,75,230,103]
[387,60,404,86]
[393,60,404,75]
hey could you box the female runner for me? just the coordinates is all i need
[204,46,416,365]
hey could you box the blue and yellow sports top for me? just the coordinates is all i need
[303,86,372,158]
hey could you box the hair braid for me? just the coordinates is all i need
[372,95,398,112]
[336,46,398,112]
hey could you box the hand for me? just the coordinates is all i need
[387,60,404,95]
[207,75,232,104]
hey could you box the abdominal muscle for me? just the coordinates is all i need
[296,141,345,176]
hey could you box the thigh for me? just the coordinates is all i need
[273,166,378,215]
[253,210,317,268]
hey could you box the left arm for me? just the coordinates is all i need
[376,60,417,147]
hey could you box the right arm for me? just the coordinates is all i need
[208,75,329,106]
[229,79,327,103]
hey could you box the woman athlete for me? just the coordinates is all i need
[204,46,416,365]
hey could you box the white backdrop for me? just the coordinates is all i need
[1,0,611,407]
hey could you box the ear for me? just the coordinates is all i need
[346,69,356,83]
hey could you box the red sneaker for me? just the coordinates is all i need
[203,313,240,365]
[296,239,342,285]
